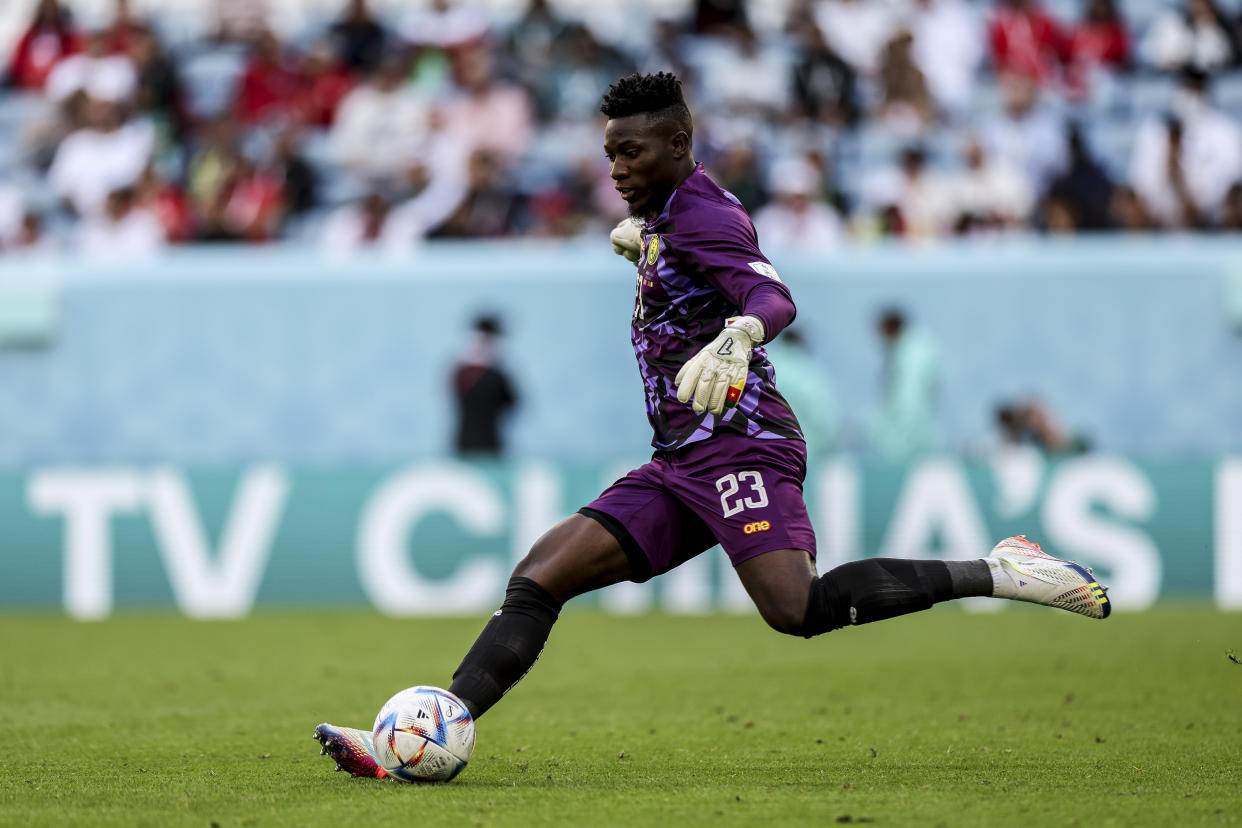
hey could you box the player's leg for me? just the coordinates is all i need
[446,512,631,720]
[447,454,715,721]
[735,548,994,637]
[738,539,1109,639]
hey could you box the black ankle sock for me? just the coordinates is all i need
[944,559,993,598]
[448,577,562,720]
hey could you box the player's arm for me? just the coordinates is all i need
[672,214,796,415]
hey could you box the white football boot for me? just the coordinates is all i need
[986,535,1111,619]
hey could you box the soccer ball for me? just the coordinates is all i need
[371,686,475,782]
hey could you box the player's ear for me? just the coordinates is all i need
[670,130,690,160]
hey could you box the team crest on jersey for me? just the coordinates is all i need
[748,261,781,281]
[647,234,660,265]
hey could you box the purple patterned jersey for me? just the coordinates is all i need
[632,163,803,451]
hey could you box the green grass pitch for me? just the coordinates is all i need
[1,606,1239,827]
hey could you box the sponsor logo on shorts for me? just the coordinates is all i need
[743,520,771,534]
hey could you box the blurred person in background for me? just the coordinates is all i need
[187,115,242,218]
[876,28,937,131]
[1141,0,1237,74]
[861,145,956,239]
[232,29,299,127]
[1043,124,1115,231]
[213,0,268,44]
[129,23,188,144]
[320,189,393,252]
[1065,0,1131,101]
[1110,184,1158,231]
[947,135,1034,233]
[291,40,356,129]
[48,96,154,218]
[432,148,523,237]
[398,0,489,51]
[5,0,82,91]
[135,164,193,242]
[813,0,898,78]
[752,154,846,250]
[996,398,1089,454]
[76,185,165,258]
[868,307,942,461]
[710,142,765,211]
[45,27,136,107]
[789,4,859,128]
[330,51,430,184]
[329,0,388,75]
[438,40,534,164]
[267,127,317,218]
[907,0,982,121]
[1219,182,1242,231]
[539,23,632,125]
[763,327,839,459]
[451,313,518,458]
[979,74,1067,192]
[988,0,1069,88]
[695,21,792,126]
[1129,69,1242,228]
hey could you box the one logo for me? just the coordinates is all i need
[747,261,781,281]
[647,234,660,265]
[1018,580,1027,587]
[743,520,771,534]
[493,609,503,616]
[716,336,735,356]
[849,606,858,624]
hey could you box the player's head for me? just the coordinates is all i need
[601,72,695,219]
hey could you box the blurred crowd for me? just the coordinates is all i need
[2,0,1242,257]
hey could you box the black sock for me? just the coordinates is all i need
[448,576,562,720]
[797,558,984,638]
[944,559,993,598]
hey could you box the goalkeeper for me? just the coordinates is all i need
[316,72,1110,774]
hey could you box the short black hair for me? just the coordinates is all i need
[600,71,693,139]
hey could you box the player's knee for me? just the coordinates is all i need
[757,602,808,637]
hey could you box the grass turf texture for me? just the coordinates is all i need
[0,607,1239,827]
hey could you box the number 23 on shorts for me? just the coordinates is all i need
[715,471,769,518]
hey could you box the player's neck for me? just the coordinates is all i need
[640,159,697,221]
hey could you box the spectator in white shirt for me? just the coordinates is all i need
[948,136,1035,231]
[752,155,847,250]
[330,52,431,185]
[1129,70,1242,226]
[47,97,154,217]
[907,0,983,120]
[76,186,165,259]
[813,0,899,76]
[1141,0,1236,74]
[45,29,137,105]
[979,74,1067,191]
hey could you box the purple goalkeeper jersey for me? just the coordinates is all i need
[633,163,803,451]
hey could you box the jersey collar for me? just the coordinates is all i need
[644,162,704,231]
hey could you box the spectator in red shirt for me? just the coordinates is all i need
[5,0,83,91]
[988,0,1070,86]
[292,41,356,128]
[1067,0,1130,99]
[233,29,298,126]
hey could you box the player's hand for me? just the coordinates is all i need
[675,315,765,415]
[610,218,643,263]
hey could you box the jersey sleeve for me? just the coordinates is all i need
[671,203,795,335]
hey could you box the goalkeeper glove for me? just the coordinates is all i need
[610,218,643,263]
[674,315,766,415]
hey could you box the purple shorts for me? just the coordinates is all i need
[581,433,817,582]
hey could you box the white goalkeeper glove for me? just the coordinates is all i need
[610,218,643,263]
[674,315,765,415]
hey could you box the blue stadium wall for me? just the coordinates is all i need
[1,238,1240,616]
